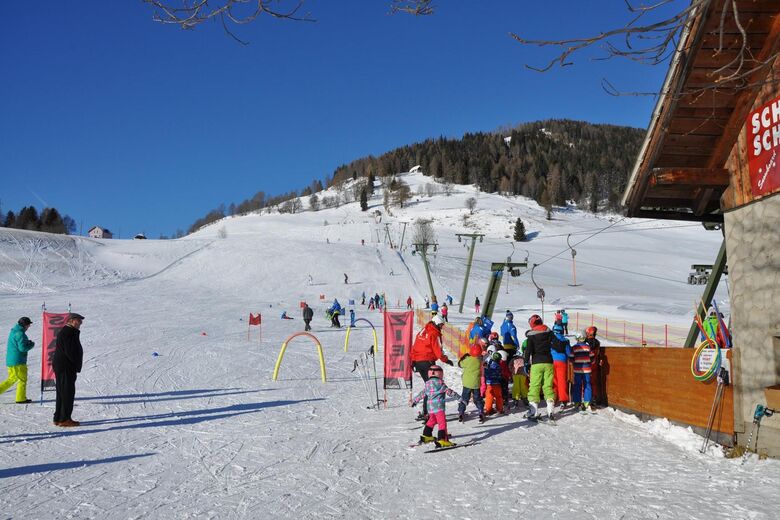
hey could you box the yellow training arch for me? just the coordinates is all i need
[344,318,379,354]
[272,332,327,383]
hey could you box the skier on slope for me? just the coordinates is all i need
[412,364,460,447]
[410,314,452,421]
[457,342,485,423]
[500,311,520,359]
[561,309,570,335]
[406,296,413,310]
[523,314,556,421]
[569,331,596,412]
[551,323,572,407]
[585,326,604,406]
[328,299,343,328]
[474,296,481,314]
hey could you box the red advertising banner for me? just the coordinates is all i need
[747,95,780,198]
[383,311,413,389]
[41,312,69,391]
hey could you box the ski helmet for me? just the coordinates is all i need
[506,310,514,320]
[499,350,508,362]
[431,314,445,327]
[469,344,482,357]
[428,365,444,379]
[576,331,586,341]
[491,351,502,362]
[528,314,543,327]
[486,344,497,356]
[489,331,499,341]
[586,326,598,338]
[552,323,564,334]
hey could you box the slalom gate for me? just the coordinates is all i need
[344,318,378,353]
[272,332,327,383]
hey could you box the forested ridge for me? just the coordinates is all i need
[188,119,645,233]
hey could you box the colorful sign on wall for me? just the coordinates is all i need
[747,94,780,198]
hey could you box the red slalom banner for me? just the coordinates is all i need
[383,311,413,389]
[41,312,69,391]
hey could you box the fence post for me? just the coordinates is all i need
[576,312,579,331]
[623,321,626,343]
[606,318,609,340]
[641,323,645,346]
[665,324,668,349]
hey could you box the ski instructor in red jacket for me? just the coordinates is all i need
[410,314,452,420]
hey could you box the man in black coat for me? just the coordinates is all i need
[302,303,314,332]
[52,313,84,427]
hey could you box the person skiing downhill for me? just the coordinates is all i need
[523,314,556,421]
[410,314,452,420]
[344,273,349,284]
[412,364,461,447]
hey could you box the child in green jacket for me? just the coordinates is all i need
[457,343,485,422]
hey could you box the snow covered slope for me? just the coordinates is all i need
[1,171,775,520]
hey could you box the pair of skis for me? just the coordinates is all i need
[409,440,480,453]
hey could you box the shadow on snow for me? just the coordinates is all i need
[0,453,156,479]
[0,399,325,444]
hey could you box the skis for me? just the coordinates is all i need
[424,441,479,453]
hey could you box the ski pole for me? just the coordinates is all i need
[741,404,775,464]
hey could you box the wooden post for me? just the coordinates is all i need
[623,321,626,343]
[665,324,668,348]
[641,323,645,346]
[606,318,609,340]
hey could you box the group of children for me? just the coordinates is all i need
[411,309,602,446]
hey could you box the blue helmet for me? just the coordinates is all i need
[552,323,564,334]
[506,311,514,320]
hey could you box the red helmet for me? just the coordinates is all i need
[528,314,543,327]
[489,332,499,341]
[469,344,482,357]
[586,326,598,338]
[428,365,444,379]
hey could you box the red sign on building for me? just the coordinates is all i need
[747,95,780,198]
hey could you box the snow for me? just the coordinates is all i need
[1,170,778,519]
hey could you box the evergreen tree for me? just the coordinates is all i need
[513,218,526,241]
[367,172,375,195]
[3,210,15,228]
[359,188,368,211]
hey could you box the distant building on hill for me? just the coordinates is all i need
[88,226,113,239]
[133,233,147,240]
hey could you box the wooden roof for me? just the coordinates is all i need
[623,0,780,222]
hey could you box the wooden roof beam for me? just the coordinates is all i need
[634,209,724,223]
[650,167,730,187]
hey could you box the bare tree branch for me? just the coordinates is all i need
[389,0,435,16]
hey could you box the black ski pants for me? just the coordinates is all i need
[54,369,77,423]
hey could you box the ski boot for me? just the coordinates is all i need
[434,432,454,448]
[525,402,540,421]
[546,399,556,421]
[458,413,464,422]
[478,413,485,423]
[419,435,436,444]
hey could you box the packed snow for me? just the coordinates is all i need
[1,171,778,519]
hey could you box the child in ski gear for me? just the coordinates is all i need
[483,350,506,415]
[361,292,366,305]
[412,365,461,446]
[349,309,356,327]
[446,295,453,305]
[328,299,343,328]
[430,296,439,313]
[474,296,481,314]
[406,296,413,310]
[410,315,452,419]
[457,344,485,422]
[1,317,35,403]
[440,303,448,322]
[551,323,571,405]
[585,326,603,406]
[570,331,595,412]
[523,314,556,420]
[368,297,375,310]
[554,310,562,325]
[509,349,529,406]
[500,311,519,357]
[561,309,569,334]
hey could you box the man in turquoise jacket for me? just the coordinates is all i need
[0,317,35,403]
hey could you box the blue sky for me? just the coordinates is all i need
[0,1,683,238]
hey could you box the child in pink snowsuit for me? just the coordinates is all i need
[412,365,460,447]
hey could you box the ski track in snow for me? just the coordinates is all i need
[0,172,775,519]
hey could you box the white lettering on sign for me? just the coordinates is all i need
[751,99,780,158]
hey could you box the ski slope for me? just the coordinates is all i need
[1,171,777,519]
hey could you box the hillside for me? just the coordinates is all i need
[2,171,775,520]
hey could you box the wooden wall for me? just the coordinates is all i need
[603,347,734,436]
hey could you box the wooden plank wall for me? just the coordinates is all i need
[603,347,734,435]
